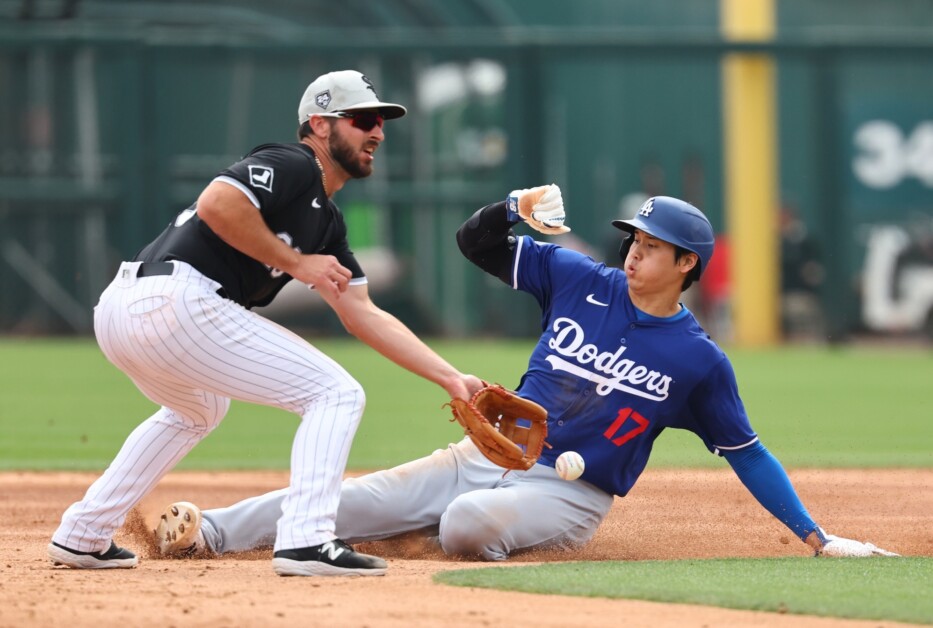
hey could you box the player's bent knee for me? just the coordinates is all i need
[298,378,365,420]
[334,380,365,424]
[348,380,365,407]
[188,397,230,430]
[156,399,230,433]
[438,498,509,561]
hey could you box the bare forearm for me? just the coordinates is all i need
[349,307,462,391]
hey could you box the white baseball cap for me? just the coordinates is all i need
[297,70,407,123]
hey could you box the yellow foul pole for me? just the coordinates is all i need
[721,0,779,346]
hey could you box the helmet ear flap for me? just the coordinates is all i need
[618,235,634,263]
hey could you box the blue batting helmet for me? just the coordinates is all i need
[611,196,715,276]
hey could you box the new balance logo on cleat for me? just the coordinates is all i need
[272,538,387,577]
[319,541,345,561]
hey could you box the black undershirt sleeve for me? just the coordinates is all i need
[455,201,518,284]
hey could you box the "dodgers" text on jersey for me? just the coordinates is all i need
[546,317,672,400]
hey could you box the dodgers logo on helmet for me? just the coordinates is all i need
[610,196,715,275]
[638,198,655,217]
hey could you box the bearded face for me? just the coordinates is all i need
[327,122,376,179]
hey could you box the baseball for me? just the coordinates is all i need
[555,451,585,481]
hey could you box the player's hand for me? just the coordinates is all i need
[443,373,485,401]
[293,254,353,300]
[815,529,899,557]
[507,184,571,235]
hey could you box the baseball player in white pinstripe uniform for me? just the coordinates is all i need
[47,70,483,577]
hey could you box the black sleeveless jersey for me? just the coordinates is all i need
[134,143,364,309]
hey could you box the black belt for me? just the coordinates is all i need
[136,262,175,278]
[135,262,229,299]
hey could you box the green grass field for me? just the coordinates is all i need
[436,557,933,625]
[2,336,930,624]
[1,337,930,470]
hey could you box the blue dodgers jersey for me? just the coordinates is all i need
[510,237,757,497]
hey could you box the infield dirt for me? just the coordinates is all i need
[1,468,929,628]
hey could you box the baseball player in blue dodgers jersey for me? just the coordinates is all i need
[153,186,897,562]
[47,70,483,577]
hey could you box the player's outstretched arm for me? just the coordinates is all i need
[319,283,483,401]
[723,442,899,557]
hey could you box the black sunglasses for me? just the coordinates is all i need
[329,110,385,132]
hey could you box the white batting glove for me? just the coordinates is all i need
[816,529,899,557]
[506,184,571,235]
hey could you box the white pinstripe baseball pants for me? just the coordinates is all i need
[52,260,364,553]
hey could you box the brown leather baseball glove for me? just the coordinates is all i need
[447,384,549,471]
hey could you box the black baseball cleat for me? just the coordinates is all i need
[272,538,387,577]
[48,541,138,569]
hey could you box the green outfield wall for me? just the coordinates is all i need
[1,0,931,342]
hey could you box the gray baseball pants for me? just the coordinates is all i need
[198,438,614,560]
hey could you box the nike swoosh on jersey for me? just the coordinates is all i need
[586,294,610,307]
[312,198,322,208]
